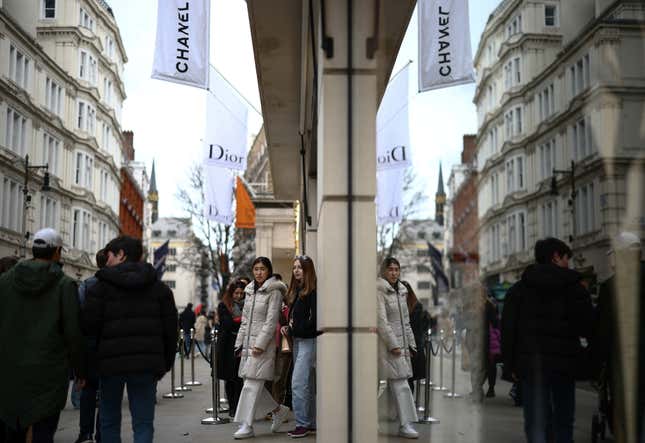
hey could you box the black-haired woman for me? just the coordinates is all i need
[400,280,432,394]
[377,257,419,439]
[232,257,290,439]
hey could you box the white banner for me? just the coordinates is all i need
[152,0,210,89]
[204,165,234,225]
[377,63,411,171]
[203,69,248,171]
[419,0,475,92]
[376,168,405,225]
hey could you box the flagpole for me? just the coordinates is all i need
[208,64,262,117]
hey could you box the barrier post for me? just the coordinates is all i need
[163,334,184,399]
[418,329,439,424]
[202,329,230,424]
[444,329,462,398]
[433,329,448,391]
[175,329,191,392]
[185,328,202,386]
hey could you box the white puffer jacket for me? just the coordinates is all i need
[235,277,286,380]
[377,278,417,380]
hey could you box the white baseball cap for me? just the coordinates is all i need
[607,231,641,254]
[32,228,64,249]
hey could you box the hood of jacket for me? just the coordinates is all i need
[96,262,158,290]
[8,260,64,296]
[521,263,581,292]
[245,276,287,296]
[377,277,407,295]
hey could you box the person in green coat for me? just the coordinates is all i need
[0,228,86,442]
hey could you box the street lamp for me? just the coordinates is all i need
[550,160,577,243]
[21,154,51,257]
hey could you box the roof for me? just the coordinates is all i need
[148,160,157,194]
[437,163,445,196]
[150,217,192,239]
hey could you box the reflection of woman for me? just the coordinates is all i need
[283,255,320,438]
[377,257,419,439]
[233,257,290,439]
[401,280,432,393]
[217,280,246,417]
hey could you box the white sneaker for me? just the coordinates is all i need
[271,404,290,432]
[399,423,419,439]
[233,423,254,439]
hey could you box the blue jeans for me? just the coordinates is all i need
[100,374,156,443]
[291,338,316,428]
[522,371,575,443]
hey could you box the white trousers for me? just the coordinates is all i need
[379,379,419,426]
[234,378,279,426]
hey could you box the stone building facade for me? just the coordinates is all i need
[0,0,127,278]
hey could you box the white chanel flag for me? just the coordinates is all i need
[204,165,234,225]
[152,0,210,89]
[376,168,405,225]
[419,0,475,92]
[203,69,248,171]
[377,63,411,172]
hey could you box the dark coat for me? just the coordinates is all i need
[289,289,320,338]
[216,302,241,380]
[501,263,593,379]
[0,260,86,428]
[179,306,196,332]
[82,262,178,378]
[408,302,431,380]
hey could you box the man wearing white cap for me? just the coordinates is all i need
[0,228,86,442]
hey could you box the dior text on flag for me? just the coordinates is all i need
[204,165,234,225]
[204,68,249,171]
[376,168,405,225]
[418,0,475,92]
[152,0,210,89]
[377,63,411,172]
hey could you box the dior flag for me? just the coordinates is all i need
[419,0,475,92]
[376,168,405,225]
[377,63,411,172]
[204,165,234,225]
[152,0,210,89]
[204,69,248,171]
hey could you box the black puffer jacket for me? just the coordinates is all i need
[501,263,593,378]
[82,262,178,377]
[289,289,320,339]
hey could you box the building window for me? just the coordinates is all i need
[152,230,162,237]
[506,155,526,194]
[489,222,502,262]
[506,15,522,39]
[507,211,527,254]
[504,106,523,138]
[576,182,596,235]
[570,53,590,97]
[572,116,593,160]
[99,170,109,202]
[42,0,56,18]
[102,122,112,152]
[163,280,176,289]
[40,196,58,230]
[539,138,557,181]
[79,49,97,84]
[538,83,555,121]
[491,172,500,205]
[169,248,177,256]
[541,199,559,238]
[42,132,60,176]
[103,77,113,106]
[79,8,95,31]
[5,107,28,156]
[77,100,96,134]
[544,4,558,26]
[74,151,94,189]
[1,177,24,232]
[417,231,426,239]
[504,58,520,89]
[416,249,429,257]
[167,230,177,237]
[166,264,177,273]
[72,208,92,251]
[417,281,431,290]
[104,35,115,59]
[416,264,431,273]
[45,77,63,116]
[9,44,30,90]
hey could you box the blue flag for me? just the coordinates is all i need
[427,241,449,294]
[153,240,169,280]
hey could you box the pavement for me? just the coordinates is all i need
[54,350,605,442]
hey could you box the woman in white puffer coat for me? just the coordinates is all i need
[377,257,419,439]
[232,257,290,440]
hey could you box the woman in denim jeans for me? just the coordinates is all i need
[283,256,320,438]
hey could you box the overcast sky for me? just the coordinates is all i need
[109,0,500,219]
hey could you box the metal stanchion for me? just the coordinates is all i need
[418,329,439,424]
[163,334,184,399]
[415,379,423,413]
[433,329,448,391]
[444,329,462,398]
[175,329,191,392]
[202,329,230,424]
[185,328,202,386]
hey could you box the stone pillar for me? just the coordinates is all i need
[316,0,378,441]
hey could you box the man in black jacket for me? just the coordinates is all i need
[82,236,178,443]
[501,238,593,443]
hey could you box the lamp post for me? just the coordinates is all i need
[550,160,576,243]
[21,154,51,258]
